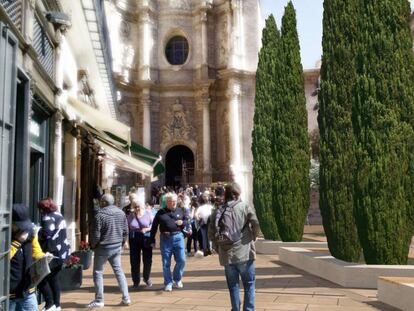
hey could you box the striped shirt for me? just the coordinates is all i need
[90,205,129,249]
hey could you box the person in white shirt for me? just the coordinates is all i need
[195,195,213,256]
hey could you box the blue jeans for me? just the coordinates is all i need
[93,246,129,303]
[160,233,186,286]
[9,292,38,311]
[224,260,255,311]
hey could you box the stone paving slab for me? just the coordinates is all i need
[58,249,399,311]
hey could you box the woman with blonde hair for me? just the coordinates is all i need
[127,199,153,289]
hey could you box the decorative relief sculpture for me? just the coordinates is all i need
[120,20,131,38]
[161,99,195,144]
[168,0,191,10]
[118,102,134,127]
[218,20,228,66]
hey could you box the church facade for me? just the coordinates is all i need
[105,0,262,202]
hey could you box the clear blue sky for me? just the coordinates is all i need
[260,0,414,69]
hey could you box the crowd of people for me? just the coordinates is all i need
[9,182,259,311]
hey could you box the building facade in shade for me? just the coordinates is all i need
[105,0,262,203]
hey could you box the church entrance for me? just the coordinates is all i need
[165,145,194,187]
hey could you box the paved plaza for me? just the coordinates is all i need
[60,248,398,311]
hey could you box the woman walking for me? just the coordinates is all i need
[186,197,199,256]
[38,198,71,311]
[127,200,154,289]
[196,195,213,256]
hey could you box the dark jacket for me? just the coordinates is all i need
[150,207,188,243]
[10,230,45,298]
[90,205,129,249]
[38,211,70,267]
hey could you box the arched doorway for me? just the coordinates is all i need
[165,145,194,187]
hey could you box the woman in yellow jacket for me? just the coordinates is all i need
[9,204,45,311]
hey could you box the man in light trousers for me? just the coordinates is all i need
[88,194,130,308]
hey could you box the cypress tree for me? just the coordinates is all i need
[318,0,361,262]
[252,15,280,240]
[272,2,310,241]
[353,0,414,264]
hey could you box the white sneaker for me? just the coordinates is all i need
[194,250,204,258]
[87,300,104,309]
[42,305,56,311]
[55,307,61,311]
[164,284,173,292]
[121,298,131,306]
[173,280,183,289]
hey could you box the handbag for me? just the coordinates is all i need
[136,214,152,248]
[28,256,51,288]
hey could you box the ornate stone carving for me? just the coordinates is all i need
[161,99,194,144]
[200,11,208,23]
[168,0,191,10]
[218,19,228,66]
[118,102,134,127]
[195,85,210,100]
[120,21,131,38]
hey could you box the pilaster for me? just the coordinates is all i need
[138,7,153,81]
[141,89,152,149]
[52,111,63,208]
[196,84,212,184]
[229,0,244,69]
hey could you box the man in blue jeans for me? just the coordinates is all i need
[150,192,187,291]
[209,183,260,311]
[88,194,130,308]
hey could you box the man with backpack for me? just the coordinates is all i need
[208,183,260,311]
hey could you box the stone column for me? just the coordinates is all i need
[202,98,212,183]
[141,89,151,149]
[196,85,212,184]
[75,126,82,246]
[230,0,244,69]
[226,79,248,201]
[63,130,77,250]
[52,111,64,209]
[53,27,66,210]
[139,9,152,81]
[200,10,208,65]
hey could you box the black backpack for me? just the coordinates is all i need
[214,200,244,246]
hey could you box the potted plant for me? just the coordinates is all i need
[72,241,93,270]
[58,255,83,291]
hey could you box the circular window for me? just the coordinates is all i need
[165,36,189,65]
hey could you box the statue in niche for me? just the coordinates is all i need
[162,99,194,144]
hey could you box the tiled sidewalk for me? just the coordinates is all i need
[59,249,398,311]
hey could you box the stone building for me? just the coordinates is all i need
[105,0,262,202]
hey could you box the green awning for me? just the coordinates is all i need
[104,132,165,178]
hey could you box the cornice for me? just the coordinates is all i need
[304,68,320,77]
[218,68,256,80]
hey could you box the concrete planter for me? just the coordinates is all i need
[279,247,414,289]
[255,239,327,255]
[72,250,93,270]
[378,277,414,311]
[58,265,83,291]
